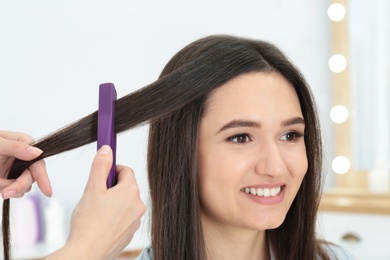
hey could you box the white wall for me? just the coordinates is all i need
[0,0,332,252]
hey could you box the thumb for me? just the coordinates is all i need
[85,145,113,192]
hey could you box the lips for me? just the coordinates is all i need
[241,186,283,197]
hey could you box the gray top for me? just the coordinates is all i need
[135,243,355,259]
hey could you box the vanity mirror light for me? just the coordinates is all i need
[320,0,390,214]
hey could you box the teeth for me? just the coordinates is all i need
[271,187,280,196]
[242,186,282,197]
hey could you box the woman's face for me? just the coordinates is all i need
[198,71,308,232]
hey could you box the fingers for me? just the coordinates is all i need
[29,160,52,197]
[0,130,52,198]
[64,155,145,259]
[1,168,34,199]
[115,165,137,186]
[0,179,15,190]
[0,135,43,161]
[85,146,113,192]
[113,165,141,198]
[114,165,145,217]
[0,155,52,198]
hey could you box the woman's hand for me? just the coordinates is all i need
[45,145,146,260]
[0,130,52,199]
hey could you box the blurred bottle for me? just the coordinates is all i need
[12,194,43,247]
[44,198,66,247]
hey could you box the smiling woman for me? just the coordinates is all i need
[197,72,308,258]
[4,35,354,260]
[199,72,306,219]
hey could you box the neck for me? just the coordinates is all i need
[202,217,270,260]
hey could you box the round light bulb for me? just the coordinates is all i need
[329,54,347,73]
[332,156,350,174]
[327,3,346,22]
[330,105,349,123]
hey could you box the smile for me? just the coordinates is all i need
[241,186,283,197]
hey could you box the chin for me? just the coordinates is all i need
[251,215,286,231]
[265,221,284,230]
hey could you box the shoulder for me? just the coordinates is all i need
[134,246,154,260]
[322,243,356,260]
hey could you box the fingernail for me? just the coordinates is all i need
[27,146,43,156]
[3,190,16,200]
[98,145,111,155]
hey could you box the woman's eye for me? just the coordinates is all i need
[228,134,251,144]
[280,131,304,141]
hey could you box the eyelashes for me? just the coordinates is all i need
[279,131,305,142]
[227,133,252,144]
[226,131,305,144]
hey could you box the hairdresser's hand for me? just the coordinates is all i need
[0,130,52,199]
[44,145,145,260]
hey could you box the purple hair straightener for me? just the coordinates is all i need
[97,83,117,188]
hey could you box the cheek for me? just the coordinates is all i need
[284,146,308,180]
[299,148,309,178]
[198,149,247,201]
[198,150,228,190]
[199,147,251,180]
[198,152,225,212]
[198,147,216,199]
[284,150,308,206]
[295,156,308,179]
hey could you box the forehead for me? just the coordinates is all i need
[202,71,301,119]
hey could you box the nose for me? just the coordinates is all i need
[254,141,286,177]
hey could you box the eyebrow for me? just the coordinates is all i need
[218,120,260,133]
[281,117,306,127]
[217,117,305,133]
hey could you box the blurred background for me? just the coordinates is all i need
[0,0,389,259]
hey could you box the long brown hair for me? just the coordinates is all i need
[4,35,327,260]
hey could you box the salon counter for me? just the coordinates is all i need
[319,188,390,214]
[318,189,390,259]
